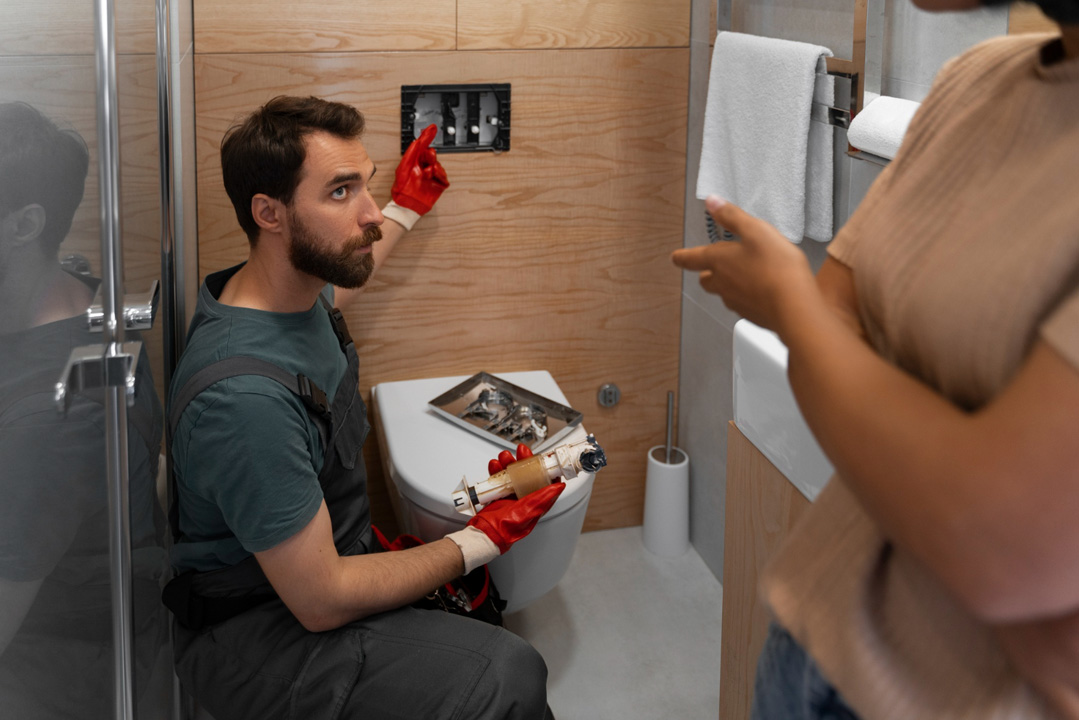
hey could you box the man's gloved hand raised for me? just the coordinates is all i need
[380,124,449,232]
[446,446,566,574]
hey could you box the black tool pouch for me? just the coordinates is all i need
[162,570,276,631]
[372,526,507,627]
[413,564,508,627]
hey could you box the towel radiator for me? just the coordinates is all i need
[721,0,880,130]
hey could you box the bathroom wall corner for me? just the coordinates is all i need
[679,296,734,582]
[680,0,732,585]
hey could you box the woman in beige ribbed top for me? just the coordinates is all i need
[674,1,1079,718]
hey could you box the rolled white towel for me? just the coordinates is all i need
[847,95,921,160]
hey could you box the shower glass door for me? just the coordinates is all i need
[0,0,179,717]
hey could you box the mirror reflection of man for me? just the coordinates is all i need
[0,101,169,717]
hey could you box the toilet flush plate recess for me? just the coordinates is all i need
[428,371,583,453]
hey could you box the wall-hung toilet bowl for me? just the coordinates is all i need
[372,371,595,614]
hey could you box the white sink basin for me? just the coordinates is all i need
[732,319,834,501]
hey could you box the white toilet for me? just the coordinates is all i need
[372,370,596,613]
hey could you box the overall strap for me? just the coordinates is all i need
[168,356,331,441]
[162,298,358,626]
[166,355,332,543]
[318,292,354,352]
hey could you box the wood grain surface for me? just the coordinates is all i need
[194,47,689,531]
[720,423,811,720]
[457,0,691,50]
[0,0,156,56]
[192,0,457,54]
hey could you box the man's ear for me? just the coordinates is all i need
[6,204,47,245]
[251,194,285,235]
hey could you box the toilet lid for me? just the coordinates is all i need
[373,371,596,522]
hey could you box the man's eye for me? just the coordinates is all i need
[331,186,348,199]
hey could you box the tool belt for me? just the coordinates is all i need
[162,556,277,631]
[372,527,506,627]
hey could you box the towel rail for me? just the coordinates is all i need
[815,57,860,129]
[724,0,869,130]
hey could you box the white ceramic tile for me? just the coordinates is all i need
[684,37,712,237]
[801,234,831,272]
[737,0,855,58]
[505,526,723,720]
[718,0,732,33]
[883,2,1007,91]
[881,74,934,103]
[832,136,852,233]
[681,242,742,329]
[678,297,734,580]
[848,151,887,213]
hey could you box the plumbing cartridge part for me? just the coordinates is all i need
[451,435,607,516]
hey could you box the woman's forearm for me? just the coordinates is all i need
[780,292,1079,621]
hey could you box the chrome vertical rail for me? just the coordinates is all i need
[153,2,188,718]
[93,0,135,718]
[156,0,179,391]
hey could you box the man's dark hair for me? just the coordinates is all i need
[0,102,90,256]
[220,96,366,243]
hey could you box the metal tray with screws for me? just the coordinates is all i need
[427,372,583,452]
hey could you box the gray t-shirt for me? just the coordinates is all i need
[169,264,348,573]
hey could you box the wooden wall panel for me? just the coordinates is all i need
[457,0,691,50]
[721,423,811,720]
[0,0,155,56]
[193,0,457,54]
[194,48,689,531]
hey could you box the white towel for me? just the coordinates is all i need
[697,32,834,243]
[847,95,921,160]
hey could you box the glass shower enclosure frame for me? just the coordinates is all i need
[0,0,194,717]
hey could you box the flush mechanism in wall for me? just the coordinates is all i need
[401,83,511,154]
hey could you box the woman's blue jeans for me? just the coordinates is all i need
[750,623,861,720]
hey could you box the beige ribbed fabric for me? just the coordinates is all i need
[761,34,1079,719]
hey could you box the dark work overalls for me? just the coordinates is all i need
[165,295,550,720]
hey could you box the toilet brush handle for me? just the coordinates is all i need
[665,391,674,464]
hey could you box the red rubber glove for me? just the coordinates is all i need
[392,124,449,216]
[488,443,534,475]
[466,482,565,554]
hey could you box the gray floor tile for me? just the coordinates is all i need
[505,526,723,720]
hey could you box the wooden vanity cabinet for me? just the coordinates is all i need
[719,422,811,720]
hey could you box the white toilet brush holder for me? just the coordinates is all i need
[642,445,690,556]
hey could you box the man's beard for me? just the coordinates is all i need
[287,213,381,289]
